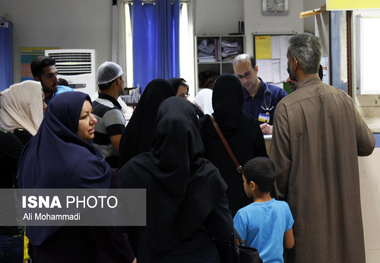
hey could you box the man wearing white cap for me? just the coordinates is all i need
[92,61,126,169]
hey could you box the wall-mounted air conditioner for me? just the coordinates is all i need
[45,49,96,95]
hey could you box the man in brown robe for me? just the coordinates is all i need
[271,33,375,263]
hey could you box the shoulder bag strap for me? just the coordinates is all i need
[210,115,243,174]
[233,227,244,246]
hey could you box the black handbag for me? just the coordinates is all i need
[214,227,263,263]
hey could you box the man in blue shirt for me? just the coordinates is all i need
[31,56,73,105]
[233,54,287,135]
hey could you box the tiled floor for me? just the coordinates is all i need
[359,148,380,263]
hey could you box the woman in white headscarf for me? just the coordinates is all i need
[0,80,45,144]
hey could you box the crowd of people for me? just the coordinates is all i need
[0,33,376,263]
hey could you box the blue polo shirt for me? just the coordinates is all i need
[242,78,288,125]
[45,85,74,105]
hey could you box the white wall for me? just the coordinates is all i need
[303,0,326,33]
[194,0,324,38]
[194,0,244,36]
[194,0,323,55]
[2,0,112,84]
[243,0,304,56]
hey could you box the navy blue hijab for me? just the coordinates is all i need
[17,92,112,245]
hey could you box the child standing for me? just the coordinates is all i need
[234,157,294,263]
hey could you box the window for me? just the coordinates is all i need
[119,0,194,98]
[355,12,380,94]
[125,3,133,88]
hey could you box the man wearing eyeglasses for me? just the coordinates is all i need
[233,54,288,135]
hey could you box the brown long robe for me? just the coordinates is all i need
[271,77,375,263]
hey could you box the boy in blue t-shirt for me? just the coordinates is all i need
[234,157,294,263]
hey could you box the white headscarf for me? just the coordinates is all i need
[194,88,214,115]
[0,80,44,135]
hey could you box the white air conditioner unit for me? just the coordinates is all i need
[45,49,96,96]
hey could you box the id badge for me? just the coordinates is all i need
[258,112,270,123]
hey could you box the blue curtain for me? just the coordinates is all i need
[0,21,13,91]
[131,0,180,93]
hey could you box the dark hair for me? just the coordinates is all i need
[58,78,69,86]
[249,55,256,68]
[179,78,189,92]
[30,56,56,79]
[169,77,189,94]
[318,64,323,81]
[178,78,189,92]
[232,54,256,68]
[98,75,122,91]
[243,157,275,193]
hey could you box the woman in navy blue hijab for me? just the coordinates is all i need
[17,92,135,263]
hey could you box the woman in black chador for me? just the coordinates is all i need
[119,97,233,262]
[200,74,267,216]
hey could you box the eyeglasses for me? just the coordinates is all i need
[177,93,190,99]
[236,69,254,81]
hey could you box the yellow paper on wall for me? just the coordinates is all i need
[255,36,272,60]
[327,0,380,10]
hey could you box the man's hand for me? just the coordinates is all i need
[260,123,273,135]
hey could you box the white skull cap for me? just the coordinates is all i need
[97,61,123,85]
